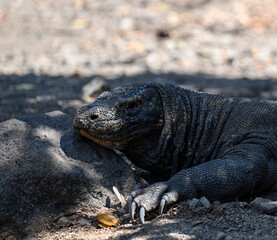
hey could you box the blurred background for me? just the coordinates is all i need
[0,0,277,121]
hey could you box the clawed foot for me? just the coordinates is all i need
[127,181,180,223]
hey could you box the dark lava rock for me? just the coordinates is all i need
[0,111,136,227]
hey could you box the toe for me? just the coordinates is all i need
[139,207,145,224]
[159,198,166,215]
[159,191,179,214]
[131,202,136,220]
[126,195,133,213]
[161,191,179,209]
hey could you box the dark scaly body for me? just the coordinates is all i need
[73,82,277,223]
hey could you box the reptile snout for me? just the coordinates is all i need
[87,107,108,122]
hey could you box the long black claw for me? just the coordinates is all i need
[131,202,136,220]
[139,207,145,224]
[159,198,166,215]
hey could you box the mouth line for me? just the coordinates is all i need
[75,122,162,142]
[74,117,120,126]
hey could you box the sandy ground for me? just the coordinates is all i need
[0,0,277,239]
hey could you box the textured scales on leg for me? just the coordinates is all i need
[73,82,277,223]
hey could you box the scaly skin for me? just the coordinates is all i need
[73,82,277,223]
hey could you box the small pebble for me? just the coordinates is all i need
[251,197,277,215]
[216,232,226,240]
[200,197,211,208]
[56,216,71,227]
[82,77,110,99]
[188,198,200,208]
[78,217,91,226]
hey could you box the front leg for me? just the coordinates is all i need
[128,143,276,223]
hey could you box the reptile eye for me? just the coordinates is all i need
[128,101,137,109]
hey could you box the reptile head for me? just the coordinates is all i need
[73,83,164,150]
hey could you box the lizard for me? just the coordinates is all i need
[73,82,277,223]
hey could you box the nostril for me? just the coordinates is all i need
[90,114,99,120]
